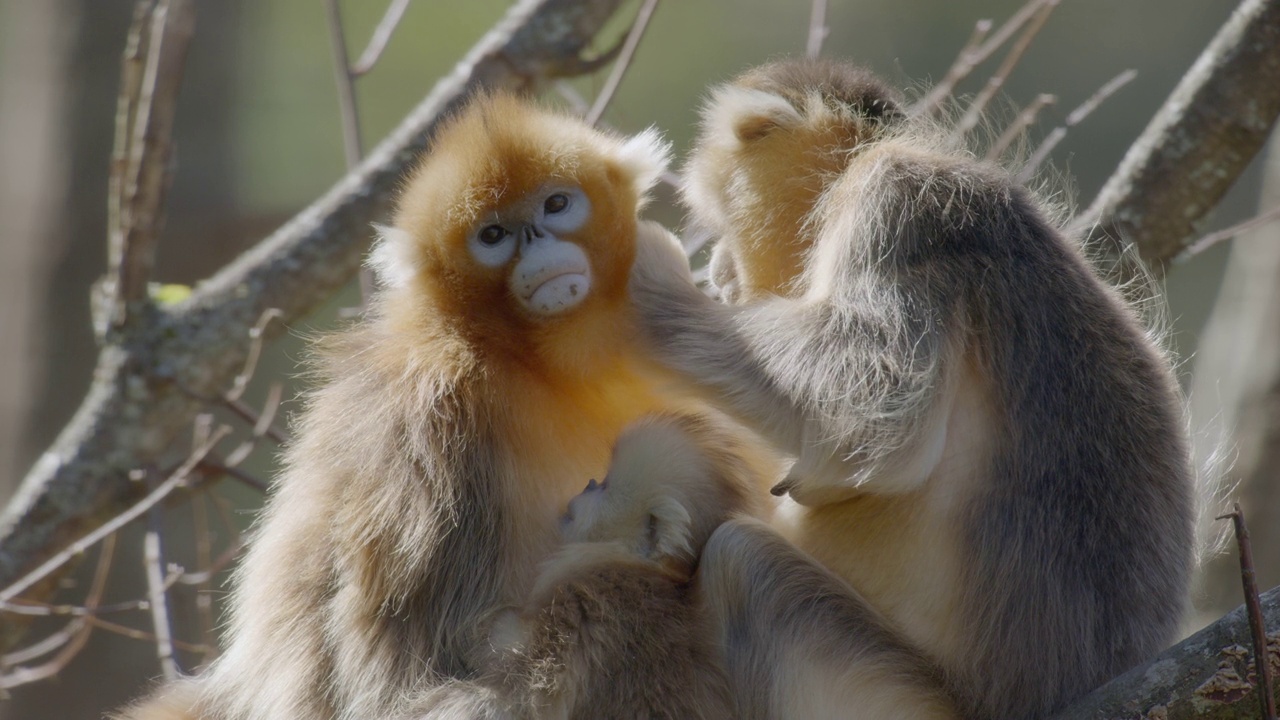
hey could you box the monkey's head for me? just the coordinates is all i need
[684,59,903,301]
[560,414,759,565]
[371,92,670,362]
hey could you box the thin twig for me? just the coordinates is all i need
[144,498,178,678]
[806,0,829,58]
[586,0,660,126]
[226,308,283,402]
[197,458,270,493]
[224,381,287,464]
[222,395,290,446]
[1017,68,1136,184]
[249,380,283,441]
[0,535,114,688]
[322,0,378,307]
[1178,206,1280,261]
[82,615,211,654]
[0,620,85,668]
[352,0,412,75]
[1217,503,1279,720]
[1065,69,1139,127]
[0,425,230,605]
[985,92,1056,161]
[0,598,148,618]
[175,533,245,586]
[953,0,1058,140]
[324,0,362,168]
[101,0,196,331]
[913,0,1051,117]
[554,80,591,115]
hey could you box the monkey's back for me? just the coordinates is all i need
[927,163,1194,719]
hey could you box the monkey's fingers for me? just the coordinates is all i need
[632,220,695,286]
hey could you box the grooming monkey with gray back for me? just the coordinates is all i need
[631,59,1194,720]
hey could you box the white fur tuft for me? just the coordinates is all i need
[367,223,418,289]
[704,85,803,143]
[616,127,672,198]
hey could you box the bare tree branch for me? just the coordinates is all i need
[806,0,829,59]
[912,0,1050,118]
[101,0,195,331]
[1017,69,1137,184]
[951,0,1058,140]
[986,92,1056,162]
[1178,205,1280,261]
[0,533,113,690]
[1217,505,1278,720]
[352,0,413,77]
[1052,586,1280,720]
[585,0,660,126]
[143,499,177,679]
[0,425,229,606]
[1074,0,1280,273]
[0,0,633,652]
[324,0,363,168]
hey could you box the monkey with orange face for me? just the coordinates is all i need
[114,93,740,720]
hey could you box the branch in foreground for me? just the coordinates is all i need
[1075,0,1280,274]
[0,0,630,650]
[1052,585,1280,720]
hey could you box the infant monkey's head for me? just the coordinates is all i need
[561,413,763,565]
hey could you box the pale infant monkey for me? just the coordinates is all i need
[483,412,759,720]
[630,59,1194,720]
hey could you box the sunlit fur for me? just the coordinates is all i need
[115,93,721,720]
[632,59,1194,720]
[487,413,770,720]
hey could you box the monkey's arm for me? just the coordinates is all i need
[631,218,952,504]
[697,518,959,720]
[196,330,520,719]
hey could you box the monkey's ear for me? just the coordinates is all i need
[368,224,418,289]
[706,86,803,143]
[644,495,693,561]
[614,127,672,199]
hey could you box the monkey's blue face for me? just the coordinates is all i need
[467,184,594,318]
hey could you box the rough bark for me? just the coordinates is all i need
[1053,587,1280,720]
[0,0,629,648]
[1074,0,1280,275]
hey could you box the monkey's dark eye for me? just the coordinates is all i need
[544,193,570,214]
[478,225,508,245]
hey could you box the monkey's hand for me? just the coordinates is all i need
[630,219,713,327]
[631,219,696,291]
[629,220,725,375]
[707,243,741,304]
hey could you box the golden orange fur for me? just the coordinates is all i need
[487,413,772,720]
[115,93,726,720]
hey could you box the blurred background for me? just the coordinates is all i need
[1,0,1274,716]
